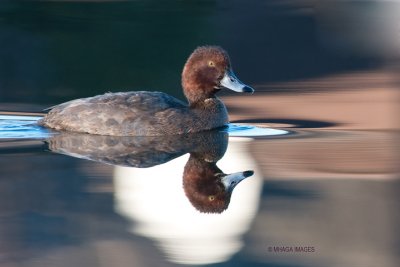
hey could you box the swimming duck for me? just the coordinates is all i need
[38,46,254,136]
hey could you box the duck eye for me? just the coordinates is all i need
[208,61,215,67]
[208,195,215,201]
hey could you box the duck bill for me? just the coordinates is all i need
[221,170,254,192]
[220,69,254,93]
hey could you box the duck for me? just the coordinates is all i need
[38,46,254,136]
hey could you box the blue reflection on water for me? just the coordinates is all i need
[0,115,50,139]
[0,114,289,139]
[227,124,288,137]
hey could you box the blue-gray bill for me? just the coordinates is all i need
[220,69,255,93]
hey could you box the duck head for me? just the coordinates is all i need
[183,154,254,213]
[182,46,254,105]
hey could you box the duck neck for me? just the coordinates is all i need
[188,95,219,109]
[182,68,219,107]
[182,84,216,107]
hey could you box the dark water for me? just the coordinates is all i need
[1,1,399,267]
[2,0,398,106]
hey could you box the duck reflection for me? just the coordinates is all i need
[45,130,254,213]
[183,152,253,213]
[44,130,262,265]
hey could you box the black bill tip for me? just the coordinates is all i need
[243,86,255,94]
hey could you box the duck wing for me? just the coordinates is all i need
[38,91,189,136]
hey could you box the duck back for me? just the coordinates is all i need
[38,91,228,136]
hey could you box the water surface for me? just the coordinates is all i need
[0,111,398,267]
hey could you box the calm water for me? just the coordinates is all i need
[0,113,398,267]
[1,1,399,267]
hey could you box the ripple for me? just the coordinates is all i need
[227,124,289,137]
[0,115,50,139]
[0,115,290,140]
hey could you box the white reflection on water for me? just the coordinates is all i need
[113,138,263,265]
